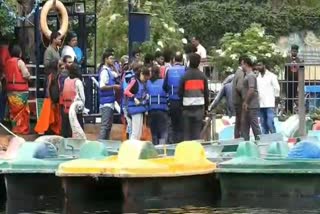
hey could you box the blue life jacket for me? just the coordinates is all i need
[127,79,148,115]
[147,79,168,111]
[121,70,135,107]
[167,65,186,100]
[98,66,116,105]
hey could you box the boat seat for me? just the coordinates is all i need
[118,140,158,163]
[307,130,320,141]
[34,142,58,159]
[15,142,58,160]
[266,141,289,159]
[288,141,320,159]
[218,125,235,140]
[235,141,260,158]
[79,141,108,159]
[174,141,207,164]
[57,138,86,156]
[0,137,25,159]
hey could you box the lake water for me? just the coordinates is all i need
[3,198,320,214]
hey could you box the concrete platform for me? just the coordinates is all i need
[0,123,124,149]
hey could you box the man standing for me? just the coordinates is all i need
[179,53,209,141]
[241,56,261,141]
[256,60,280,134]
[232,57,244,138]
[163,52,186,143]
[98,52,121,140]
[43,31,61,68]
[209,74,235,118]
[191,37,207,72]
[285,44,303,113]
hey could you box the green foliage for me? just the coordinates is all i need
[210,24,286,73]
[95,0,184,59]
[0,0,16,41]
[175,1,320,49]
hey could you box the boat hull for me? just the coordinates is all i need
[61,173,220,203]
[219,172,320,200]
[4,173,63,200]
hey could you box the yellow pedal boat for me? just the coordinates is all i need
[56,140,219,202]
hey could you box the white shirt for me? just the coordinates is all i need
[61,45,77,62]
[196,44,207,59]
[99,65,118,109]
[257,70,280,108]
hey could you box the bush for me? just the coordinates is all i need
[175,1,320,49]
[210,24,286,73]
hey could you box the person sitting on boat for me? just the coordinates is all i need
[4,44,30,135]
[124,66,151,140]
[61,63,85,138]
[35,59,62,135]
[147,66,169,145]
[98,52,121,140]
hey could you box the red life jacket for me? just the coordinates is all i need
[62,78,77,113]
[4,57,29,91]
[160,65,168,79]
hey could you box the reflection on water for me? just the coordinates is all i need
[3,198,320,213]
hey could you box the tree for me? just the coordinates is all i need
[95,0,184,59]
[210,24,286,73]
[0,0,16,41]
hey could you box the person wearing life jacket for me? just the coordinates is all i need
[147,66,168,145]
[121,62,140,139]
[61,63,85,138]
[35,59,63,135]
[163,51,186,143]
[179,53,209,141]
[124,66,151,140]
[4,45,30,135]
[98,52,121,140]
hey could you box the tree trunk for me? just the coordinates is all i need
[17,0,35,63]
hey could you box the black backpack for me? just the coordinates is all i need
[49,74,60,104]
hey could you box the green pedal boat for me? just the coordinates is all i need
[217,140,320,202]
[3,136,115,200]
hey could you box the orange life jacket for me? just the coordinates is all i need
[62,78,77,113]
[4,57,28,91]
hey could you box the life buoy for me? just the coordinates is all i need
[40,0,69,39]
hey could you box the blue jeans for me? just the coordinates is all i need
[260,108,276,134]
[149,111,168,145]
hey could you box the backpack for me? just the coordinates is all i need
[49,73,60,104]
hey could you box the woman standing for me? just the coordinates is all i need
[124,66,150,140]
[34,59,62,135]
[61,32,78,63]
[61,63,85,138]
[146,66,168,145]
[4,45,30,134]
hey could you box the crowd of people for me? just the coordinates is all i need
[0,30,302,144]
[210,45,302,141]
[0,33,212,144]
